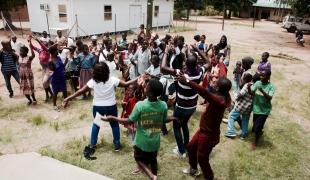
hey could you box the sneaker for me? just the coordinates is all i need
[83,145,97,160]
[225,134,236,139]
[222,118,228,123]
[114,148,120,152]
[183,167,201,176]
[173,148,186,158]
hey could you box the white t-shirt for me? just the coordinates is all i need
[40,37,50,44]
[87,77,120,106]
[146,65,160,77]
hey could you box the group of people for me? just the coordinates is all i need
[0,24,275,180]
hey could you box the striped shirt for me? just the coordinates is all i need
[175,66,206,109]
[0,52,18,72]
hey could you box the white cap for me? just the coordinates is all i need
[91,35,98,40]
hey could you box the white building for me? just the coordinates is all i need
[26,0,174,38]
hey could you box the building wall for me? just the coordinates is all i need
[26,0,74,35]
[10,5,29,21]
[27,0,174,37]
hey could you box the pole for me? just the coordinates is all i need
[253,6,256,28]
[0,11,7,35]
[222,3,225,31]
[114,14,117,41]
[195,15,198,30]
[146,0,153,37]
[45,11,51,35]
[75,14,79,38]
[168,12,171,33]
[18,12,24,37]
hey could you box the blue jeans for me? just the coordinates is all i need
[225,109,250,138]
[91,105,120,149]
[173,106,196,154]
[2,70,20,94]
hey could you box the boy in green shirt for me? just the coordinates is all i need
[250,69,275,150]
[103,79,174,180]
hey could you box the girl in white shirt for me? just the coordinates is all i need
[63,62,138,159]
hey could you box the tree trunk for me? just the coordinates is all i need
[186,8,190,21]
[1,10,18,30]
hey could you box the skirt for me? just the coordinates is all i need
[79,69,93,89]
[20,69,34,95]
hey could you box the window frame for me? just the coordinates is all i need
[154,6,159,17]
[58,4,67,22]
[104,5,112,21]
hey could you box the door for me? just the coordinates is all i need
[129,5,142,30]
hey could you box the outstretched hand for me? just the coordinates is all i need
[62,98,70,108]
[175,75,188,84]
[101,115,114,122]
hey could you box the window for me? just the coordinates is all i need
[58,5,67,22]
[104,5,112,21]
[154,6,159,17]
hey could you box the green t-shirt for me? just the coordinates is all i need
[251,81,275,115]
[129,99,167,152]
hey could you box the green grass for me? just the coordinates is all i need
[38,64,310,180]
[28,115,45,126]
[0,104,27,119]
[170,26,194,33]
[50,122,60,132]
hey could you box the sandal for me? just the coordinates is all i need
[83,145,97,160]
[131,168,141,175]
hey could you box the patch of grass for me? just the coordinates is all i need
[231,22,255,27]
[50,122,60,132]
[40,138,91,169]
[0,104,27,118]
[28,115,45,126]
[0,130,13,144]
[79,112,89,121]
[270,53,303,62]
[170,26,194,33]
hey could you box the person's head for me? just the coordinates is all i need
[140,24,145,30]
[216,77,232,96]
[260,69,271,84]
[127,83,137,98]
[68,45,76,54]
[11,36,17,43]
[42,31,48,38]
[91,35,98,44]
[48,46,58,57]
[177,36,185,48]
[142,40,149,51]
[194,34,200,42]
[104,32,110,38]
[82,44,89,54]
[20,46,29,57]
[201,35,206,43]
[76,39,83,48]
[236,61,242,68]
[261,52,269,62]
[242,73,253,84]
[186,54,198,70]
[151,55,160,68]
[212,45,220,55]
[1,40,10,51]
[145,79,163,100]
[241,56,254,70]
[92,62,110,83]
[57,30,62,37]
[220,35,227,45]
[122,32,127,40]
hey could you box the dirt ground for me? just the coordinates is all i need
[0,16,309,174]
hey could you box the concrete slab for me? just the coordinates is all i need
[0,152,112,180]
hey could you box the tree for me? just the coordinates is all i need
[208,0,256,19]
[0,0,26,30]
[174,0,206,20]
[289,0,310,17]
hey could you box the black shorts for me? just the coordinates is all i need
[134,146,158,165]
[252,114,268,134]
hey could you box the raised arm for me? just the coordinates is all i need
[190,44,211,70]
[118,77,138,88]
[29,44,35,60]
[63,85,91,107]
[176,75,229,107]
[160,45,176,76]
